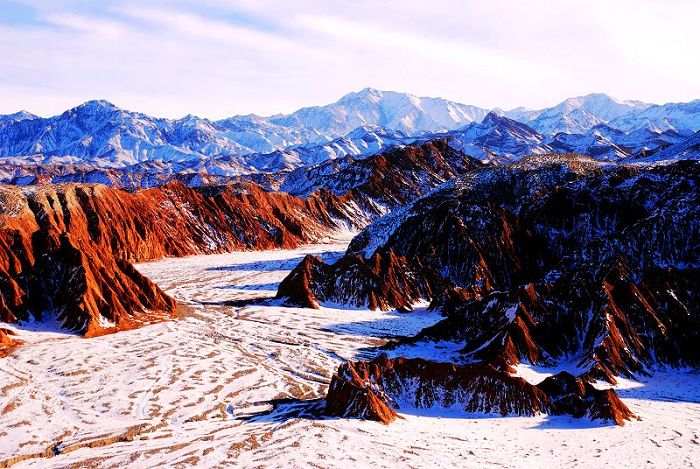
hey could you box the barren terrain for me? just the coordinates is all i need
[0,242,698,468]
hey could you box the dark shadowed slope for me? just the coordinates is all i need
[278,155,699,425]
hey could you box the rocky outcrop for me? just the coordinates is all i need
[406,261,700,383]
[537,371,636,426]
[282,155,699,387]
[326,356,633,426]
[325,356,400,424]
[0,181,353,337]
[281,163,555,311]
[277,251,451,310]
[0,140,481,339]
[0,327,21,357]
[277,190,535,310]
[281,138,482,200]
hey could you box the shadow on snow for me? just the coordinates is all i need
[204,249,345,273]
[234,396,622,429]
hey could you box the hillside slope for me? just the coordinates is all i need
[0,140,476,342]
[278,156,699,422]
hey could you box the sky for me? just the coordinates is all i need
[1,0,699,119]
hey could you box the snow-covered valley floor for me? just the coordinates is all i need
[1,243,699,468]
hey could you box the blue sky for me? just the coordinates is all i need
[1,0,699,119]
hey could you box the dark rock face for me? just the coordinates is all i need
[277,251,450,310]
[347,156,699,273]
[537,371,636,426]
[282,155,698,424]
[284,156,700,378]
[326,356,634,426]
[277,196,538,309]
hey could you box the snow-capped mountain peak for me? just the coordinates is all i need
[524,93,652,135]
[337,87,385,104]
[609,99,700,134]
[555,93,649,118]
[0,110,39,123]
[68,99,122,115]
[481,110,508,126]
[0,89,699,176]
[270,88,491,140]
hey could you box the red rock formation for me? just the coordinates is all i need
[586,388,635,426]
[537,371,636,426]
[287,156,700,380]
[326,357,400,424]
[0,140,481,342]
[326,355,634,425]
[326,356,550,423]
[0,327,22,357]
[275,255,326,309]
[0,181,352,338]
[277,250,451,310]
[326,356,632,425]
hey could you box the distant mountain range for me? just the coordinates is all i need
[0,88,699,185]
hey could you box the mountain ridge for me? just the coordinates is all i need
[277,155,699,424]
[0,89,699,187]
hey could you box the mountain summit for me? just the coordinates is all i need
[517,93,652,134]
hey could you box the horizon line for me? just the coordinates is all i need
[3,87,698,121]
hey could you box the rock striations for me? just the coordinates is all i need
[0,181,353,338]
[2,127,696,426]
[278,154,699,425]
[0,140,476,342]
[0,327,22,357]
[327,357,635,425]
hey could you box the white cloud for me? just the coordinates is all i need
[296,14,550,77]
[0,0,698,118]
[116,6,301,53]
[45,13,127,39]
